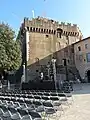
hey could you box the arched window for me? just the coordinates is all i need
[57,28,63,38]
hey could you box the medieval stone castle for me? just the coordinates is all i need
[19,16,83,81]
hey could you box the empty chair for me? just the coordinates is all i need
[21,94,27,98]
[50,92,57,97]
[57,93,67,100]
[37,92,43,96]
[49,96,63,114]
[43,92,50,96]
[41,96,50,101]
[27,95,34,99]
[33,100,43,110]
[28,111,42,120]
[43,101,57,120]
[50,96,61,107]
[24,100,35,111]
[8,106,17,115]
[0,105,12,120]
[33,95,41,100]
[17,99,26,109]
[32,92,37,95]
[11,108,29,120]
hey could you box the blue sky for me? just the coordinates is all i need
[0,0,90,38]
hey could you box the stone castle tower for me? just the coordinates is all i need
[19,16,83,81]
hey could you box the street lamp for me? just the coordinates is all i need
[21,27,29,83]
[51,58,57,90]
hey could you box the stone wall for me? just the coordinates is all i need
[19,17,83,81]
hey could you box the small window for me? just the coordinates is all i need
[44,29,46,33]
[41,29,43,33]
[30,27,32,32]
[86,53,90,62]
[46,29,48,33]
[49,30,51,34]
[78,46,81,51]
[36,28,38,32]
[75,32,77,36]
[51,30,53,34]
[46,35,49,38]
[27,27,29,31]
[33,28,35,32]
[85,44,88,49]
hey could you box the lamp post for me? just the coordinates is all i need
[51,58,57,90]
[21,27,29,84]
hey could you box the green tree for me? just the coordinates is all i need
[0,23,22,72]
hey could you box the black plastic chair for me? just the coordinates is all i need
[28,111,42,120]
[43,101,57,120]
[42,96,50,101]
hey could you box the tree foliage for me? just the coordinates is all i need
[0,23,22,71]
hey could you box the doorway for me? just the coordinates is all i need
[87,70,90,82]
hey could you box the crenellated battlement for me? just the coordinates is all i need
[24,17,77,27]
[22,17,82,38]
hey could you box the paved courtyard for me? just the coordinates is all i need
[51,83,90,120]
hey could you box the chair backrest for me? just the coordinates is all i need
[33,100,42,106]
[0,105,8,112]
[43,101,53,108]
[42,96,50,101]
[50,96,59,101]
[32,92,37,95]
[34,95,41,99]
[25,100,32,105]
[8,107,17,114]
[44,93,50,96]
[28,111,42,119]
[50,93,57,96]
[17,99,24,103]
[37,92,43,96]
[58,93,66,97]
[28,95,34,99]
[17,109,28,116]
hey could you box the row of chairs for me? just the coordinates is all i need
[0,89,73,120]
[0,96,63,120]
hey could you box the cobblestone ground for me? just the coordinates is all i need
[50,83,90,120]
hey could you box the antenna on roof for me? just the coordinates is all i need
[32,10,35,18]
